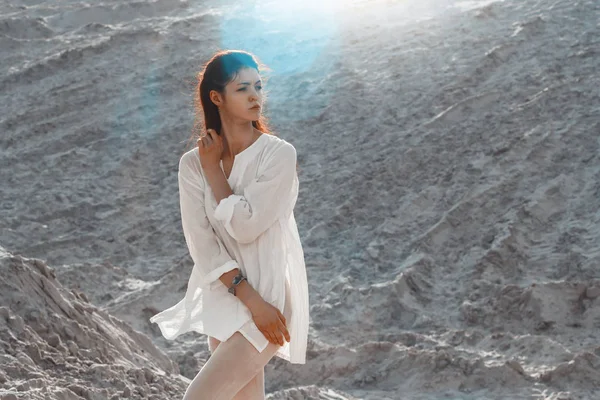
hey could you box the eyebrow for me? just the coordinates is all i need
[238,80,262,85]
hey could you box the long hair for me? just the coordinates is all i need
[189,50,276,151]
[185,49,299,173]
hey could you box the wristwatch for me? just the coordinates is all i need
[228,273,247,296]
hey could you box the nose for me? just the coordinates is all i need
[249,87,259,100]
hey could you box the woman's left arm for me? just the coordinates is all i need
[206,142,298,244]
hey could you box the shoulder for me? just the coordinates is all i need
[179,147,203,178]
[261,134,296,163]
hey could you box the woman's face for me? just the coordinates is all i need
[214,67,263,122]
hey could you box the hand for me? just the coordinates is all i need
[197,129,223,171]
[248,298,290,346]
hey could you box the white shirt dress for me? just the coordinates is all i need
[149,133,309,364]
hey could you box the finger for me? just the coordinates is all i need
[278,310,286,326]
[278,319,290,343]
[277,311,289,339]
[272,330,283,346]
[261,329,276,345]
[206,129,215,142]
[268,326,282,346]
[272,323,284,345]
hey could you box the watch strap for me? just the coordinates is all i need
[228,273,247,296]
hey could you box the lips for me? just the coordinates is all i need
[250,105,261,110]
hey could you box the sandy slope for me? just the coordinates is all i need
[1,0,599,398]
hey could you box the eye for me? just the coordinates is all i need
[237,86,262,92]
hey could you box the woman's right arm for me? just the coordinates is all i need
[178,154,241,287]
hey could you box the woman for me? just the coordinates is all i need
[149,50,309,399]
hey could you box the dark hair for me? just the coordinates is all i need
[185,49,299,173]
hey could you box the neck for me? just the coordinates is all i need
[219,116,258,159]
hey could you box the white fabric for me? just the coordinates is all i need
[149,133,309,364]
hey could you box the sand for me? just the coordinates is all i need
[1,0,599,398]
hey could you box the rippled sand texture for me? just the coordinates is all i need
[1,0,599,399]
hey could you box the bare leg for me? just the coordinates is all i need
[191,279,292,399]
[182,332,279,400]
[207,336,265,400]
[232,368,264,400]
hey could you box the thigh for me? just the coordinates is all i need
[209,335,266,400]
[232,365,264,400]
[184,332,280,400]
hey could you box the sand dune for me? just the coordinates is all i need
[1,0,599,398]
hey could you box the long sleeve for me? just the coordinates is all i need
[214,142,298,244]
[178,154,239,287]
